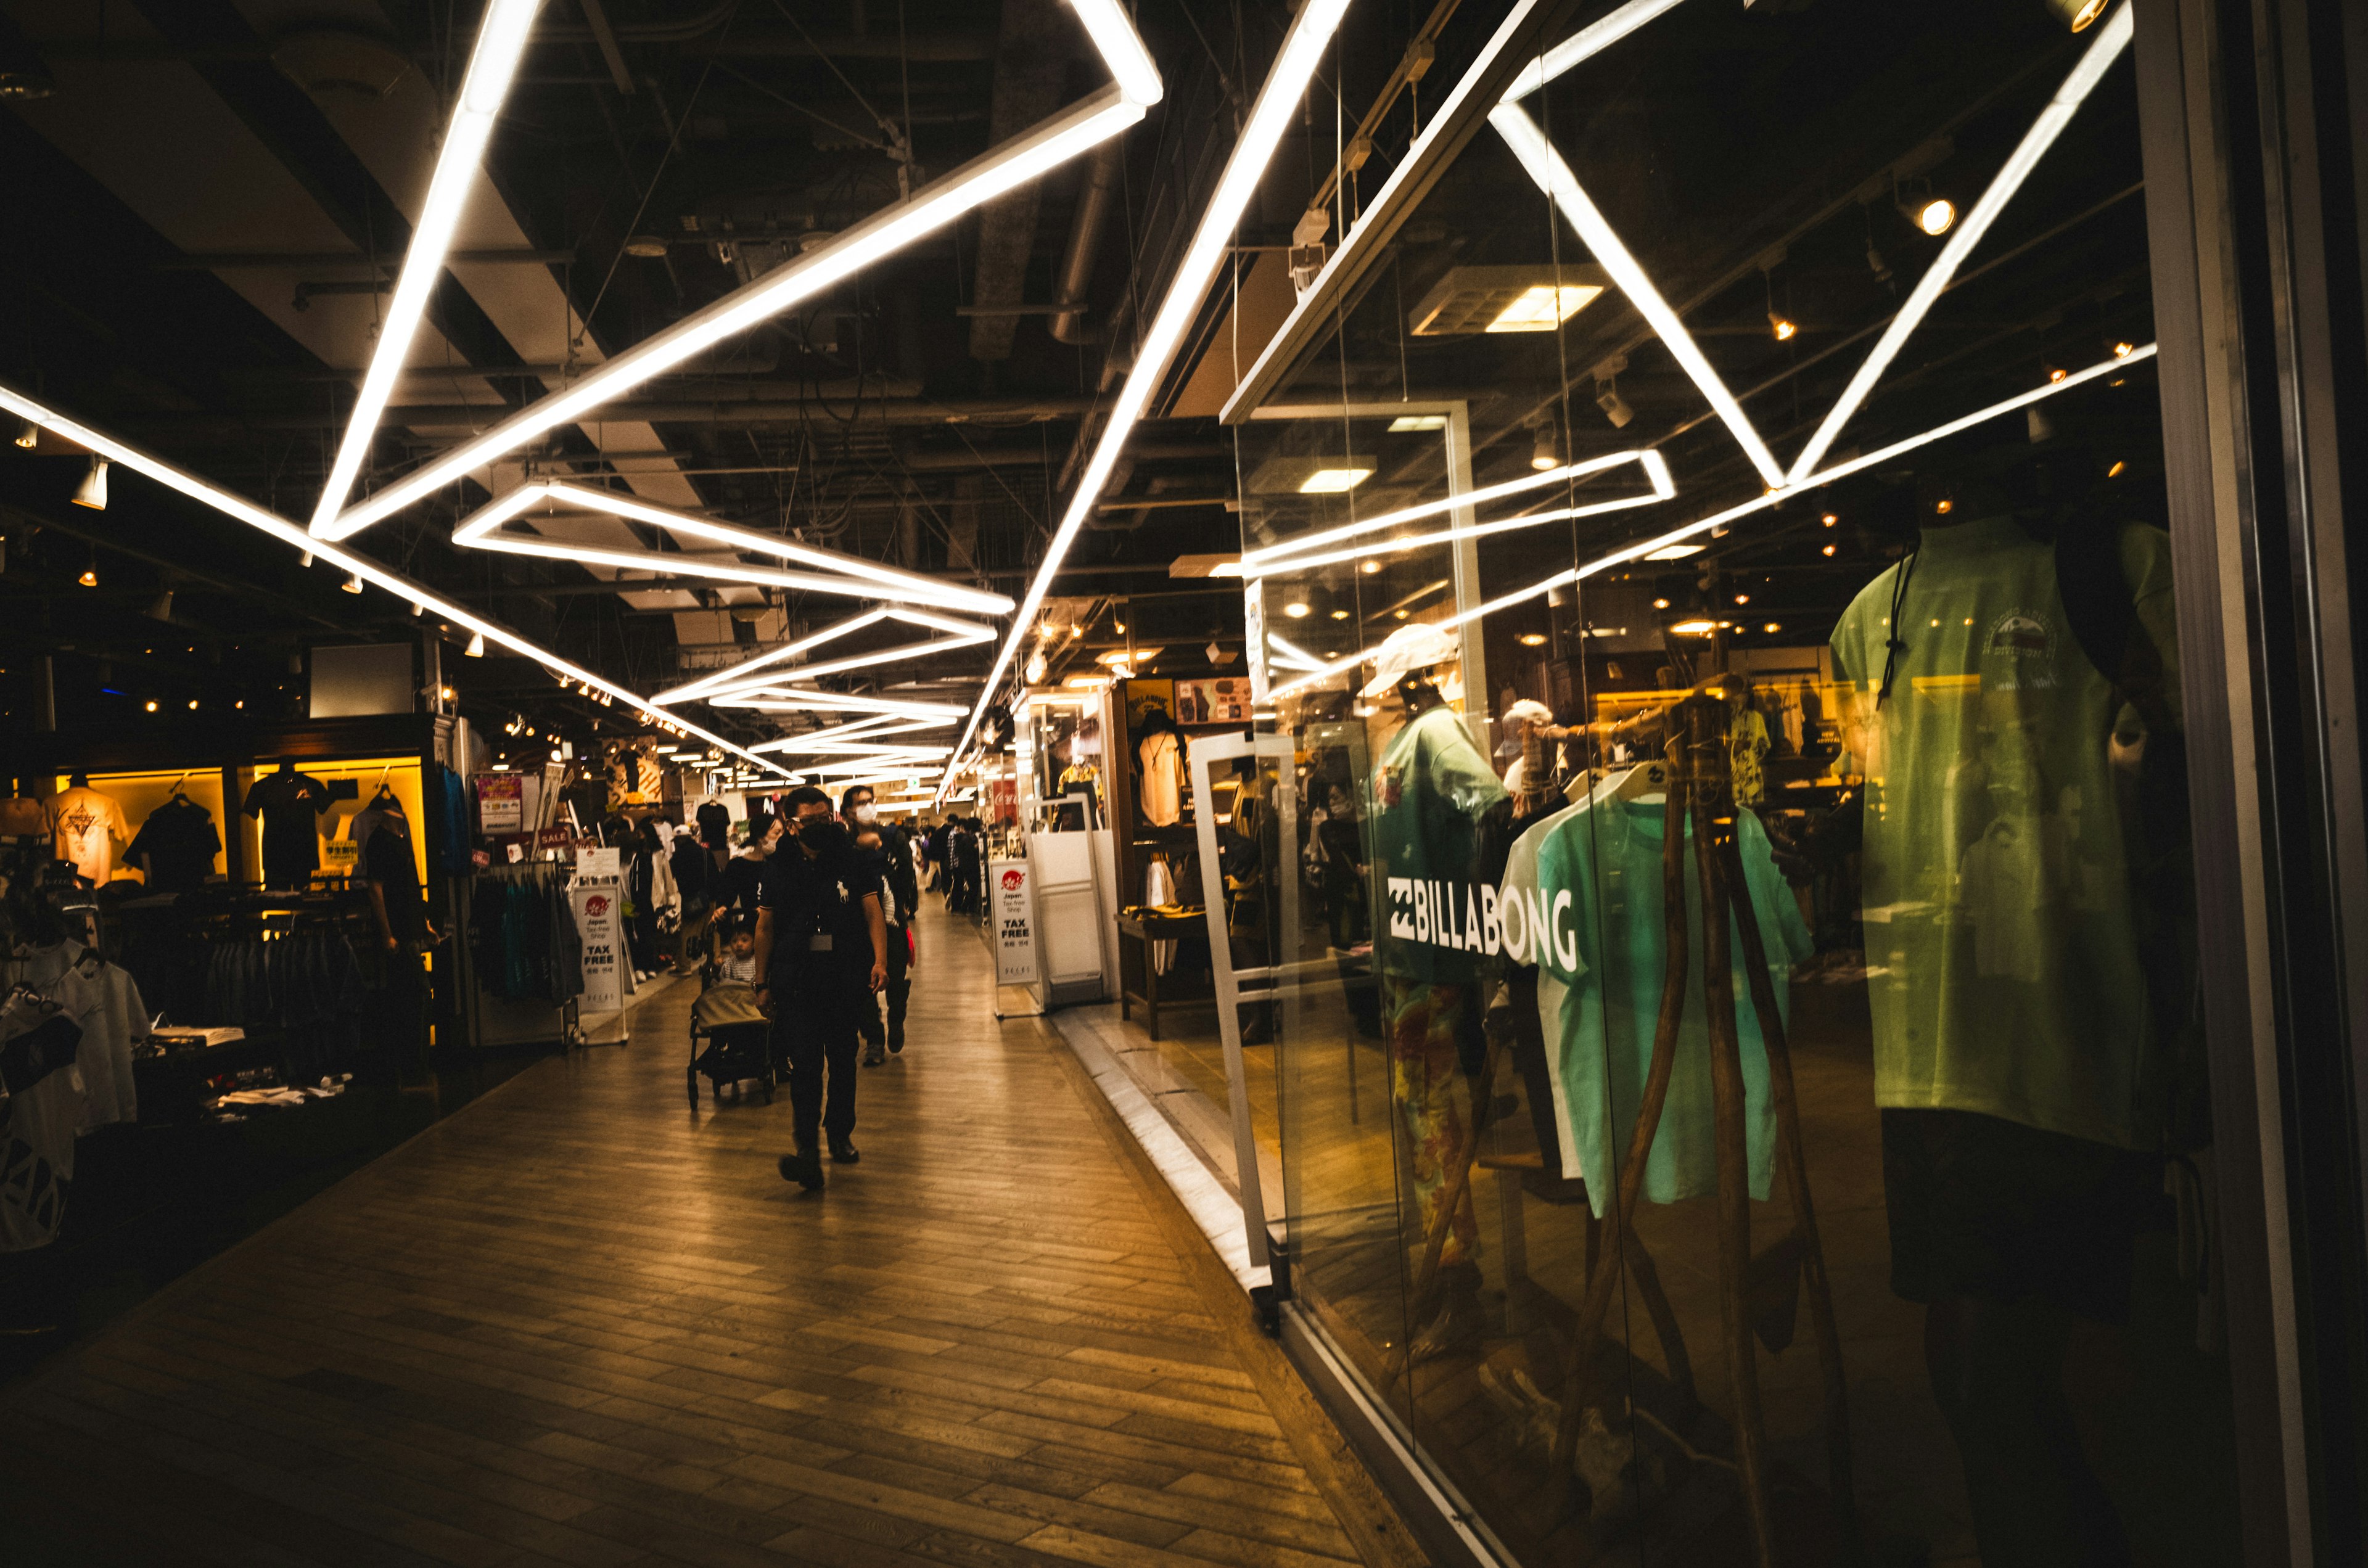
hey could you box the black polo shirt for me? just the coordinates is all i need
[762,839,876,990]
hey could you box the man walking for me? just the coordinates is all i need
[842,786,917,1065]
[754,787,886,1191]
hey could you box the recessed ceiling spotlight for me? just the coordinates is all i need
[1518,633,1547,647]
[1283,602,1311,618]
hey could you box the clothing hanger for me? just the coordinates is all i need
[166,770,193,800]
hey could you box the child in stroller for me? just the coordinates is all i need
[688,917,773,1106]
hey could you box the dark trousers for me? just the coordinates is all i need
[857,925,911,1046]
[773,980,863,1146]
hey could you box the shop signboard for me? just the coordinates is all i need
[990,858,1036,985]
[475,773,525,833]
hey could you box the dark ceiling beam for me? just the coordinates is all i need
[966,0,1073,364]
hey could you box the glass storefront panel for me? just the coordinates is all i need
[1240,2,2242,1562]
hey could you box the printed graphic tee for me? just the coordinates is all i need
[244,770,332,888]
[1829,515,2178,1151]
[1500,796,1811,1215]
[1371,705,1510,984]
[47,786,128,882]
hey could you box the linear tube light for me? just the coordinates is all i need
[453,480,1013,614]
[1219,0,1553,424]
[745,715,947,752]
[317,20,1160,541]
[1248,490,1673,577]
[697,633,998,699]
[310,0,543,532]
[1064,0,1164,108]
[1490,104,1786,488]
[1500,0,1685,103]
[0,381,791,779]
[939,0,1359,801]
[654,607,994,705]
[1785,4,2133,481]
[1264,345,2155,700]
[720,689,971,721]
[1239,450,1663,571]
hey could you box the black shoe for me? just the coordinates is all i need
[777,1149,824,1190]
[887,1032,904,1055]
[828,1135,861,1165]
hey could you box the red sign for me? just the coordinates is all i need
[1001,868,1026,892]
[583,893,610,917]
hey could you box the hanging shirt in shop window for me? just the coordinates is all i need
[1830,515,2179,1152]
[128,795,221,893]
[245,769,333,887]
[1,986,91,1251]
[1138,729,1183,826]
[1498,794,1810,1215]
[1370,705,1508,984]
[46,785,129,883]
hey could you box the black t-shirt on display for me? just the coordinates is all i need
[244,769,332,886]
[696,800,732,851]
[363,818,424,943]
[762,839,876,990]
[129,796,221,894]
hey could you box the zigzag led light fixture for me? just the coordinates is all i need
[313,0,1161,542]
[1241,451,1676,575]
[0,382,793,779]
[454,480,1014,615]
[940,0,1360,798]
[652,606,995,705]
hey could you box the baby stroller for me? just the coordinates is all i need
[688,974,774,1107]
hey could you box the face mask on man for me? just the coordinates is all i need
[798,816,850,854]
[850,803,878,826]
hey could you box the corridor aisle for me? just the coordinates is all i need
[0,906,1414,1568]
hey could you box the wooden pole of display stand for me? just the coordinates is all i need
[1543,691,1864,1566]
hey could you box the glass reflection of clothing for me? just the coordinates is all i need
[1500,794,1809,1215]
[1383,975,1479,1270]
[1830,515,2178,1151]
[1369,705,1509,984]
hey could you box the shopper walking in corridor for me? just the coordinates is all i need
[754,787,886,1191]
[843,785,916,1065]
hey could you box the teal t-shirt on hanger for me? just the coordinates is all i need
[1500,794,1811,1217]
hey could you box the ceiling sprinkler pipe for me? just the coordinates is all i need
[1051,141,1124,345]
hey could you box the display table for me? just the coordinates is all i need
[1115,909,1214,1041]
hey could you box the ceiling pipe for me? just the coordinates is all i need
[1050,141,1124,345]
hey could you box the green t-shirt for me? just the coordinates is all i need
[1829,515,2179,1150]
[1501,794,1811,1215]
[1370,704,1510,983]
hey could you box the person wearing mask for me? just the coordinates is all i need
[842,786,917,1065]
[754,788,886,1190]
[718,812,779,917]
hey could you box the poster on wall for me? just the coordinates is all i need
[988,776,1018,826]
[1174,678,1254,724]
[990,858,1037,985]
[1124,678,1177,736]
[475,773,525,834]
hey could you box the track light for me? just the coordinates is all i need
[147,590,174,622]
[78,564,97,588]
[1024,653,1048,685]
[1531,424,1561,471]
[1769,313,1798,342]
[465,631,485,657]
[342,572,364,594]
[2047,0,2112,31]
[12,418,34,449]
[71,456,108,509]
[1595,380,1634,429]
[1900,192,1956,236]
[411,599,425,616]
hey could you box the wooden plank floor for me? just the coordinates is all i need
[0,905,1426,1568]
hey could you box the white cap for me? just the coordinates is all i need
[1360,622,1458,698]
